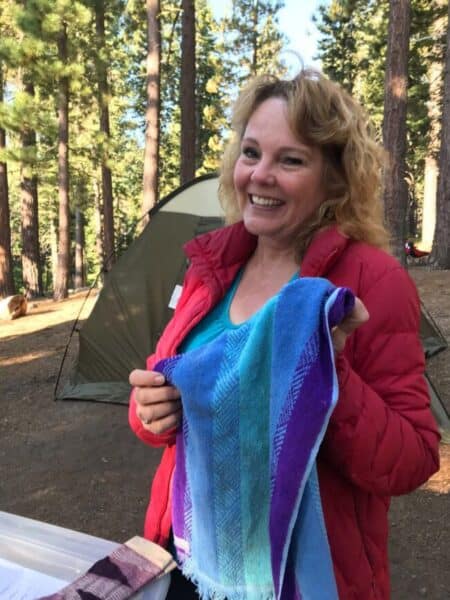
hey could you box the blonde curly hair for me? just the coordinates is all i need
[219,69,390,258]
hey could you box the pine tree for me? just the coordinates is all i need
[53,20,70,300]
[316,0,437,243]
[74,206,85,289]
[382,0,411,262]
[315,0,363,92]
[180,0,195,184]
[94,0,115,271]
[431,0,450,267]
[225,0,286,88]
[142,0,160,218]
[20,89,42,299]
[195,0,228,175]
[421,0,447,249]
[0,62,15,297]
[12,2,45,298]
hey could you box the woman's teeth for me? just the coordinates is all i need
[250,195,283,207]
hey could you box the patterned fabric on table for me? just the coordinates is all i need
[38,537,175,600]
[155,277,355,600]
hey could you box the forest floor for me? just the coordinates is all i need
[0,267,449,599]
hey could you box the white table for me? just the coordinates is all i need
[0,511,170,599]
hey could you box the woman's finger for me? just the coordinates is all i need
[141,408,182,435]
[134,384,180,406]
[338,298,369,335]
[332,297,369,353]
[138,399,181,424]
[129,369,165,387]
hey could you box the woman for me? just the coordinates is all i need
[129,70,440,599]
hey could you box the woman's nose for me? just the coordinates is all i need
[250,161,276,185]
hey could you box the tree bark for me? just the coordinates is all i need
[93,175,104,272]
[95,0,115,271]
[382,0,411,264]
[180,0,196,185]
[74,207,85,290]
[142,0,160,221]
[431,0,450,268]
[20,77,42,298]
[54,24,70,300]
[50,218,58,290]
[0,65,15,297]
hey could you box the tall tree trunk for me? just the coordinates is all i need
[20,77,42,298]
[422,1,447,251]
[431,0,450,268]
[0,65,15,297]
[95,0,115,270]
[93,174,104,282]
[142,0,160,221]
[50,218,58,290]
[382,0,411,264]
[74,207,84,290]
[180,0,196,185]
[54,24,70,300]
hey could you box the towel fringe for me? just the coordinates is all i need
[181,561,275,600]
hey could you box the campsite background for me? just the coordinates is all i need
[1,1,450,598]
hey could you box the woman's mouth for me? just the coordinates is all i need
[250,194,284,207]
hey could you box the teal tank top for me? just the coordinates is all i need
[180,269,299,353]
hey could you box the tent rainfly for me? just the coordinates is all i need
[57,174,224,405]
[56,174,449,435]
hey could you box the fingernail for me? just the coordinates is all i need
[154,374,165,384]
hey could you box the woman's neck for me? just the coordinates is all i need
[248,239,299,281]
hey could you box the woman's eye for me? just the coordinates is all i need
[283,156,303,166]
[242,146,259,159]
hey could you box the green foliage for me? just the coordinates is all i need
[1,0,288,294]
[224,0,287,87]
[316,0,445,237]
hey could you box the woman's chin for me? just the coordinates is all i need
[242,218,285,242]
[242,218,273,237]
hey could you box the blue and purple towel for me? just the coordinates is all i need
[155,277,355,600]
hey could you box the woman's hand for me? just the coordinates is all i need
[129,369,182,435]
[332,297,369,353]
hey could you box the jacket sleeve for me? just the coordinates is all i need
[321,267,440,496]
[128,383,177,448]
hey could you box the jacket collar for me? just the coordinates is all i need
[184,221,351,281]
[184,221,256,269]
[301,226,351,277]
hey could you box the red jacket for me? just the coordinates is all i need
[129,223,440,599]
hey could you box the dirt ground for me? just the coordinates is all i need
[0,267,449,599]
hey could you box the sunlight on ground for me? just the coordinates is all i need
[0,291,98,341]
[0,349,56,367]
[421,444,450,494]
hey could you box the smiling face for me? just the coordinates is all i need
[233,96,327,252]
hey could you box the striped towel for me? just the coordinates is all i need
[155,277,355,600]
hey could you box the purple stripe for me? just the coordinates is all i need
[270,347,334,594]
[327,288,355,329]
[154,357,189,550]
[279,556,302,600]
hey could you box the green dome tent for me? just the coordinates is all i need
[56,174,224,405]
[55,173,449,437]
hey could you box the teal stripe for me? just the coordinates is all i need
[239,305,274,594]
[212,326,248,586]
